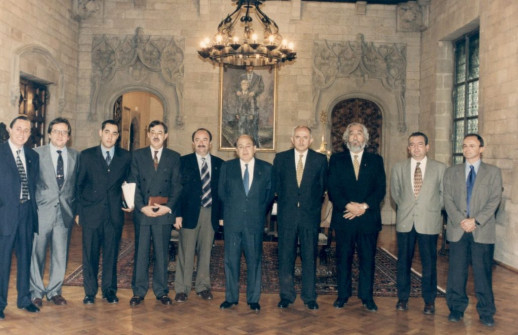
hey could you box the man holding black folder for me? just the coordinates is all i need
[129,120,182,306]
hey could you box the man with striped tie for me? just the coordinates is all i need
[390,132,446,315]
[174,128,224,303]
[0,116,40,319]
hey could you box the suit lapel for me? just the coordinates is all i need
[249,160,262,195]
[64,149,76,189]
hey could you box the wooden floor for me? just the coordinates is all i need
[1,222,517,335]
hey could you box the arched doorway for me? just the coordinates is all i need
[112,91,164,150]
[331,98,383,154]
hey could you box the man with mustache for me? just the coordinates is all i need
[129,120,181,306]
[173,128,224,303]
[328,122,386,312]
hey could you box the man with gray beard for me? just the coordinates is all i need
[327,122,386,312]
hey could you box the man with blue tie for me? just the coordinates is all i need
[0,116,40,320]
[30,118,80,307]
[444,133,502,327]
[76,120,131,305]
[218,134,273,312]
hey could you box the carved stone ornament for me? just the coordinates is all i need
[71,0,102,21]
[397,1,427,32]
[89,27,185,125]
[312,34,407,132]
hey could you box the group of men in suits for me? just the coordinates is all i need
[0,115,502,327]
[391,131,502,327]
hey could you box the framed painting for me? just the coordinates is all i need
[219,66,277,151]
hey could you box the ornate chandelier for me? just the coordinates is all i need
[198,0,296,67]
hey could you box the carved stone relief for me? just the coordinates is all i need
[90,27,185,127]
[313,34,407,132]
[397,1,428,32]
[71,0,102,21]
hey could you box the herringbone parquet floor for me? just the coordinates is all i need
[1,222,517,334]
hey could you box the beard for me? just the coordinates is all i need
[347,141,365,153]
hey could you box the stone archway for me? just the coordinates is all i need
[331,98,383,154]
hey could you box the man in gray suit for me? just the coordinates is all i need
[391,132,446,315]
[30,118,79,307]
[444,133,502,327]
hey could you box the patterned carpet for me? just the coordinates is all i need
[64,240,445,297]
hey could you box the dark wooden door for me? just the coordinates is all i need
[331,98,382,154]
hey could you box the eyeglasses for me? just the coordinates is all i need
[51,129,69,136]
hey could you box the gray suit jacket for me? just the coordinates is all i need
[443,162,502,243]
[391,158,446,235]
[34,145,79,229]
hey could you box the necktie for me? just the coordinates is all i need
[296,154,304,187]
[153,150,159,171]
[105,151,111,166]
[466,165,476,216]
[414,162,422,197]
[56,150,64,190]
[243,163,250,195]
[16,150,29,201]
[353,154,360,180]
[200,158,212,207]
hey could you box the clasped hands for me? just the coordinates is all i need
[141,204,171,217]
[460,217,477,232]
[343,202,367,220]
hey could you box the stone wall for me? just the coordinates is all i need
[71,0,423,225]
[0,0,79,138]
[420,0,518,268]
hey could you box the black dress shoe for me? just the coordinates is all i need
[175,292,188,302]
[0,309,4,320]
[305,301,319,310]
[129,295,144,306]
[333,297,348,309]
[220,301,238,309]
[396,299,408,311]
[277,299,291,309]
[448,311,464,322]
[248,302,261,311]
[157,295,172,305]
[480,315,494,327]
[103,293,119,304]
[423,303,435,315]
[83,296,95,305]
[362,299,378,312]
[197,290,213,300]
[20,303,40,313]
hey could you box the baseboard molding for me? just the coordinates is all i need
[494,260,518,273]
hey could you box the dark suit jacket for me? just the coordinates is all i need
[328,150,386,233]
[273,149,328,230]
[131,147,182,225]
[34,145,80,229]
[218,158,274,234]
[76,146,131,229]
[0,142,39,235]
[176,153,223,232]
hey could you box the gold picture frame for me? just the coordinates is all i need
[219,66,277,151]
